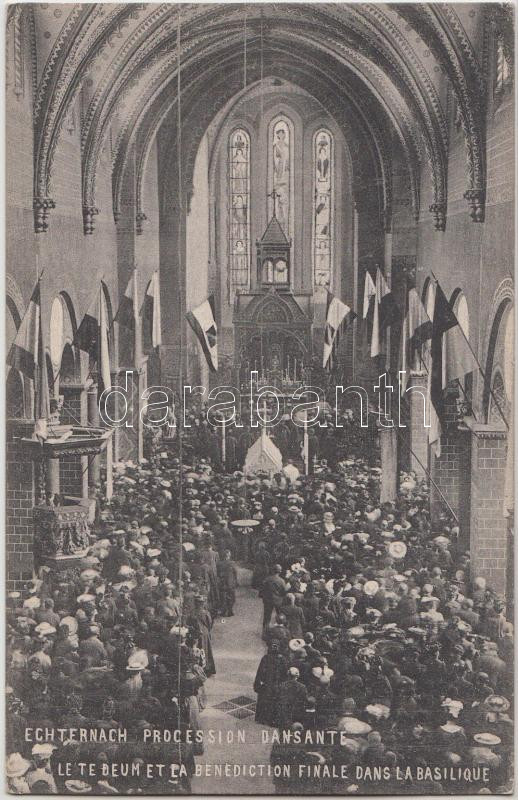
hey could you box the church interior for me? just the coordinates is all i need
[4,4,515,793]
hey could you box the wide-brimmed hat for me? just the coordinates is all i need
[6,753,31,777]
[388,541,407,559]
[126,651,149,671]
[32,743,57,757]
[35,622,56,637]
[363,580,379,596]
[65,780,93,793]
[289,638,306,652]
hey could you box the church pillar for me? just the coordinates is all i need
[158,125,187,397]
[407,371,429,477]
[87,385,101,491]
[379,426,398,503]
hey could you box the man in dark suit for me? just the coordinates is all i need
[261,564,286,637]
[217,550,238,616]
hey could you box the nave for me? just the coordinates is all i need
[192,575,274,796]
[6,432,514,795]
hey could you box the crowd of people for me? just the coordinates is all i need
[6,408,514,795]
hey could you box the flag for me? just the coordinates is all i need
[116,270,138,331]
[99,289,111,394]
[443,316,477,386]
[323,292,356,368]
[186,295,218,372]
[6,279,50,439]
[430,282,459,417]
[428,282,459,456]
[362,271,376,318]
[34,317,49,441]
[399,288,434,394]
[141,271,162,349]
[76,288,111,392]
[7,282,41,379]
[371,268,399,357]
[76,291,100,356]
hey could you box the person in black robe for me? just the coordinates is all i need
[253,640,288,725]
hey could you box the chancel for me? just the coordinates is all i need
[5,3,514,797]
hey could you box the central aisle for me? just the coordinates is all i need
[192,568,275,795]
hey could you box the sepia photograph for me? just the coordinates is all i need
[5,1,515,795]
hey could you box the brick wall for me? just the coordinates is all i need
[470,428,509,594]
[6,426,35,592]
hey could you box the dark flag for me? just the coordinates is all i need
[186,295,218,372]
[430,282,458,415]
[76,291,100,357]
[75,288,111,393]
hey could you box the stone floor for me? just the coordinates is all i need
[191,567,275,795]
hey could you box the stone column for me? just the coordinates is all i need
[379,426,398,503]
[406,371,429,477]
[87,384,100,490]
[469,423,509,596]
[45,457,60,499]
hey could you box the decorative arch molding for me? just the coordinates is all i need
[247,292,309,326]
[6,273,26,318]
[480,278,514,420]
[96,28,431,225]
[394,4,487,223]
[86,14,438,228]
[116,53,414,238]
[32,4,141,232]
[30,4,472,234]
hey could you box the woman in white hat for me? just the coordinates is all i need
[6,752,31,793]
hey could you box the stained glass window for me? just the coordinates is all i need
[269,117,292,239]
[229,129,250,288]
[313,129,333,288]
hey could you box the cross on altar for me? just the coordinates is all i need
[267,189,281,218]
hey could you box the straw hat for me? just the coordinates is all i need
[32,743,57,758]
[126,651,149,672]
[6,753,31,778]
[363,580,379,597]
[388,541,407,560]
[34,622,56,637]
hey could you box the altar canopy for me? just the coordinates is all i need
[244,433,283,476]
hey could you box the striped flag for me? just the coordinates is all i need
[141,271,162,349]
[7,282,41,379]
[362,271,376,318]
[116,270,139,332]
[7,279,50,439]
[186,295,218,372]
[399,288,433,394]
[323,292,356,369]
[371,267,400,358]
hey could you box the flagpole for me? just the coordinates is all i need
[431,272,509,430]
[221,412,226,470]
[303,411,309,476]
